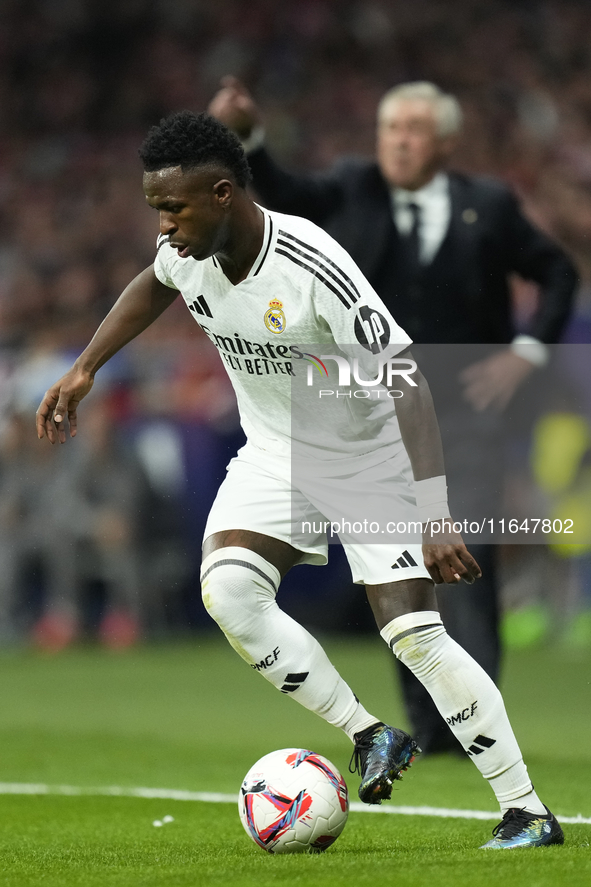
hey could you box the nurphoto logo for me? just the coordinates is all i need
[289,345,417,398]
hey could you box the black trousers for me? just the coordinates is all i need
[396,543,499,753]
[396,379,504,753]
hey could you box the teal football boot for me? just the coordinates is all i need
[350,722,420,804]
[481,806,564,849]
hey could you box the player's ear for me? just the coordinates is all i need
[213,179,233,211]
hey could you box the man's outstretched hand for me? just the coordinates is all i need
[460,349,534,412]
[208,76,261,138]
[422,520,482,585]
[36,366,94,444]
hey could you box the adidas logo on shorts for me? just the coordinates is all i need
[391,550,418,570]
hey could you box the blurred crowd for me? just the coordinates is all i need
[0,0,590,647]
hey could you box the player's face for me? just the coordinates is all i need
[143,166,232,260]
[376,98,455,190]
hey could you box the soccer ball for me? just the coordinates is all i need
[238,748,349,854]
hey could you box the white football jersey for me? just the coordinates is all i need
[153,207,412,467]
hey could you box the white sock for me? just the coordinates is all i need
[201,547,378,741]
[381,611,546,815]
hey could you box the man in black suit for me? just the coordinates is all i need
[209,78,578,754]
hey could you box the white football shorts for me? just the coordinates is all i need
[203,441,430,586]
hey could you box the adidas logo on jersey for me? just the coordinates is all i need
[391,550,418,570]
[188,295,213,318]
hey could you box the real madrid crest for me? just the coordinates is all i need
[264,299,286,334]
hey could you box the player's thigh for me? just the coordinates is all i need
[203,443,329,574]
[203,529,301,578]
[340,539,436,630]
[364,577,438,631]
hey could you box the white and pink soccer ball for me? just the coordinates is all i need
[239,748,349,854]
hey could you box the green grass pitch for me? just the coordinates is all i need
[0,635,589,886]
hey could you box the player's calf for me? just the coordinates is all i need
[381,610,559,835]
[200,546,380,739]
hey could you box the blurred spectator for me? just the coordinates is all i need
[0,392,151,649]
[31,395,150,650]
[0,410,67,642]
[0,334,239,647]
[531,408,591,647]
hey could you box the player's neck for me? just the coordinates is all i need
[216,201,265,285]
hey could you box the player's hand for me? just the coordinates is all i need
[422,521,482,585]
[208,76,261,139]
[36,366,94,444]
[460,349,534,412]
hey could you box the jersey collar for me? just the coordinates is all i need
[246,208,274,279]
[210,208,274,282]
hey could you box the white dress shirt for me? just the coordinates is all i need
[391,172,548,364]
[392,172,451,265]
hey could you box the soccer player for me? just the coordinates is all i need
[36,111,562,849]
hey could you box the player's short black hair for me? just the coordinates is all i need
[139,110,252,188]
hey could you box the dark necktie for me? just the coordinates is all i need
[405,202,421,277]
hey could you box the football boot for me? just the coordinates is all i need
[480,806,564,849]
[350,722,420,804]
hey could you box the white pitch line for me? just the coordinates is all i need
[0,783,589,825]
[350,803,591,824]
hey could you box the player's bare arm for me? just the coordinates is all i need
[393,349,482,586]
[36,266,179,445]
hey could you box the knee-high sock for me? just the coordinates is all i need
[381,611,545,814]
[201,547,377,741]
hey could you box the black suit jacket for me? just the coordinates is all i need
[248,148,577,345]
